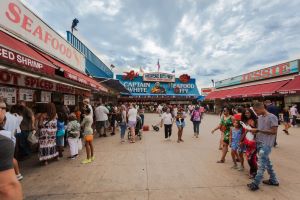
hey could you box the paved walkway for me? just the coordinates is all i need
[21,114,300,200]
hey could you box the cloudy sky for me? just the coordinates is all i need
[21,0,300,89]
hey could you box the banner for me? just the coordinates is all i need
[215,60,299,88]
[0,87,16,104]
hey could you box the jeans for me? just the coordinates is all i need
[164,124,172,138]
[253,143,278,186]
[18,130,31,157]
[140,114,145,127]
[193,121,200,135]
[120,123,127,139]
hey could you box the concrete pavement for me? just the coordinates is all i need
[21,113,300,200]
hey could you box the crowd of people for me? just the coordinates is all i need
[0,97,150,186]
[0,96,298,198]
[210,100,298,191]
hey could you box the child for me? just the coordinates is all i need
[66,113,80,159]
[229,120,244,170]
[81,106,95,164]
[56,112,65,158]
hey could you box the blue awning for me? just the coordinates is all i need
[85,59,113,78]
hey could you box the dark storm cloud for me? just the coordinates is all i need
[22,0,300,89]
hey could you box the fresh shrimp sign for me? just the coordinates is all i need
[0,0,85,72]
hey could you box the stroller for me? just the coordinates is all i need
[128,115,143,140]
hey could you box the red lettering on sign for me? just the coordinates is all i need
[21,15,33,32]
[32,26,43,40]
[5,2,21,23]
[51,38,59,50]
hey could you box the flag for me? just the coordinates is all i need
[172,69,175,73]
[140,66,144,74]
[157,59,160,72]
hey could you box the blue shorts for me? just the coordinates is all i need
[176,121,185,128]
[56,136,64,147]
[231,141,239,151]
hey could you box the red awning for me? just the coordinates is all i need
[0,31,56,75]
[40,52,108,92]
[278,76,300,94]
[205,80,289,100]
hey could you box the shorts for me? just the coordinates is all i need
[96,121,106,131]
[128,121,136,128]
[56,136,64,147]
[231,141,239,151]
[176,121,185,128]
[84,134,94,142]
[238,145,246,153]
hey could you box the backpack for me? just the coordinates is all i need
[192,110,201,121]
[116,113,123,123]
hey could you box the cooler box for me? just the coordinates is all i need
[143,125,149,131]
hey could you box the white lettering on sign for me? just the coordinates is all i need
[0,0,85,72]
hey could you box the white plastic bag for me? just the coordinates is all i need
[78,138,83,150]
[27,131,38,145]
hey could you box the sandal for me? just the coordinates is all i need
[216,160,225,163]
[262,180,279,186]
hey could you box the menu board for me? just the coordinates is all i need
[41,91,52,103]
[64,94,76,105]
[0,87,17,105]
[19,89,34,102]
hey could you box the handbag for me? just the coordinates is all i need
[27,130,38,145]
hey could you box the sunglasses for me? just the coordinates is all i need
[0,107,6,110]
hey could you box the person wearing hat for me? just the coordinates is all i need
[0,99,23,199]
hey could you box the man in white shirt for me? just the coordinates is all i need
[157,104,163,116]
[95,103,109,137]
[290,105,298,126]
[161,108,173,140]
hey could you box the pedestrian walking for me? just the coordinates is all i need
[161,108,173,140]
[37,103,58,166]
[290,105,298,126]
[229,119,243,170]
[56,112,65,158]
[118,105,127,143]
[211,106,234,163]
[3,104,23,181]
[175,108,186,143]
[191,106,201,138]
[66,113,80,159]
[95,103,109,137]
[241,108,258,179]
[128,104,138,143]
[81,105,95,164]
[282,107,291,134]
[247,102,279,191]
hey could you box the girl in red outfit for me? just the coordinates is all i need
[241,108,258,179]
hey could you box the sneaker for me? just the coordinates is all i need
[231,165,238,169]
[247,183,259,191]
[71,156,76,160]
[81,158,92,164]
[237,166,245,171]
[16,174,23,181]
[262,179,279,186]
[91,156,95,161]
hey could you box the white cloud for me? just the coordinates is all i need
[77,0,122,17]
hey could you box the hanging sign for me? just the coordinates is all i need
[143,72,175,82]
[0,87,16,105]
[41,91,51,102]
[19,88,34,101]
